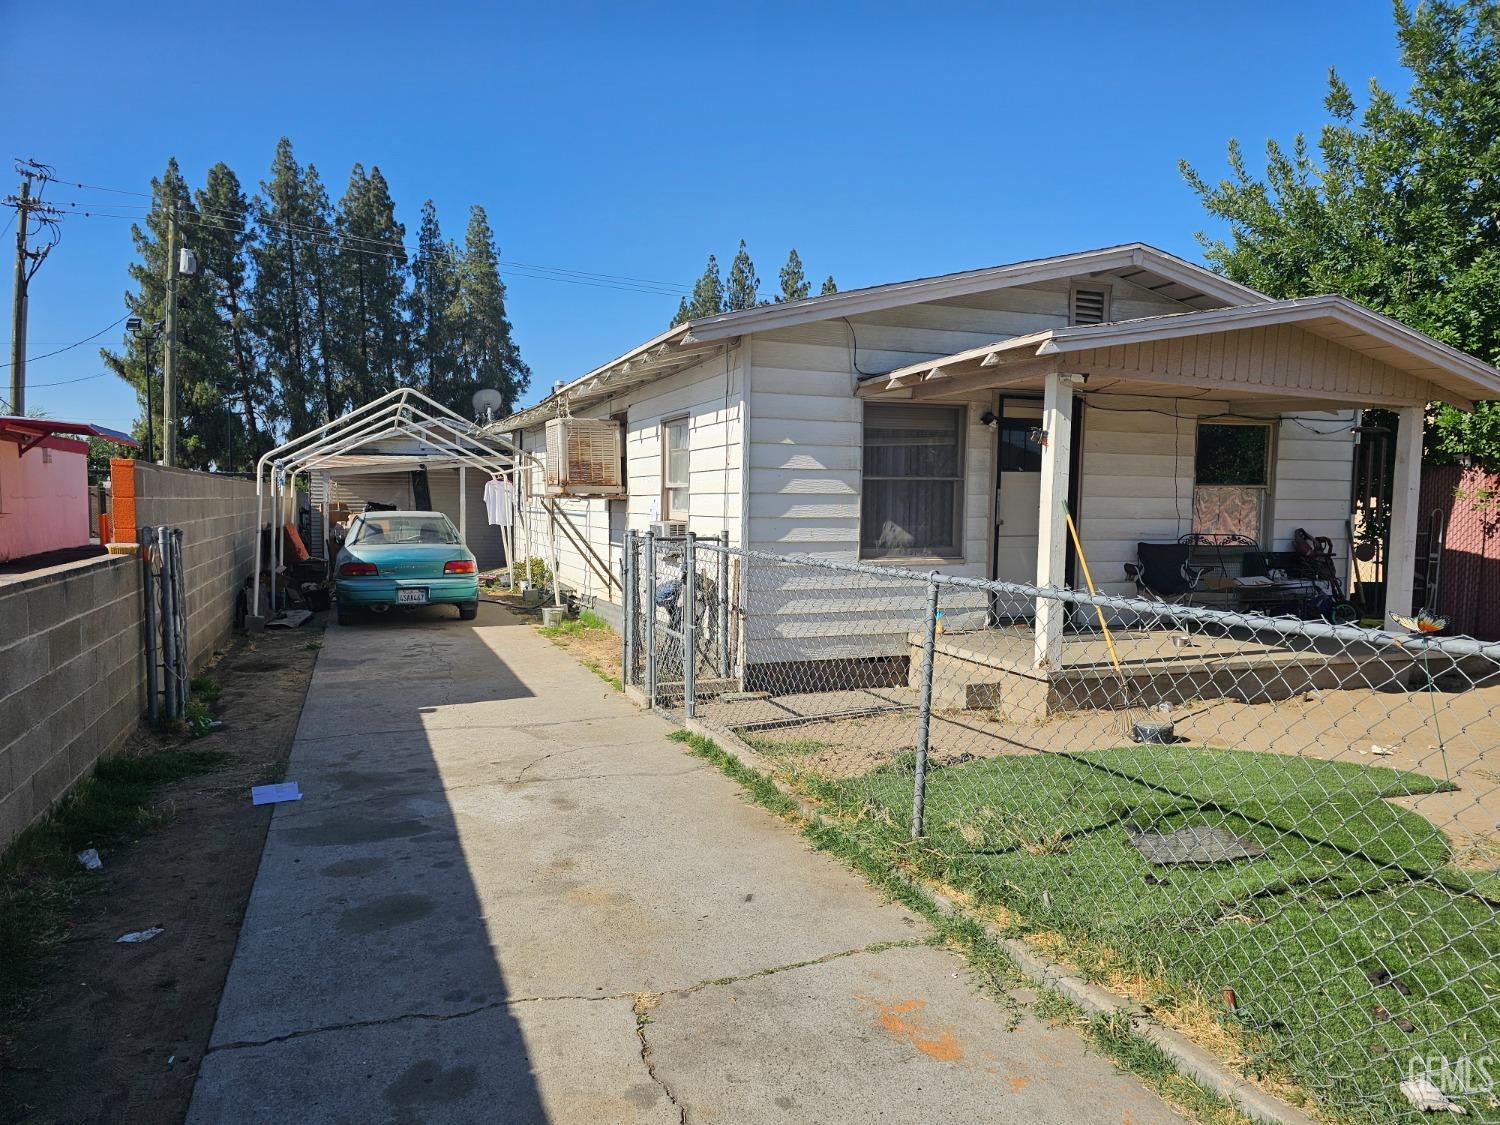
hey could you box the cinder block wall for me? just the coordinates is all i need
[0,555,147,846]
[115,460,259,669]
[0,464,261,849]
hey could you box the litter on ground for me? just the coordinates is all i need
[115,927,164,944]
[1400,1076,1466,1114]
[251,781,302,806]
[77,848,102,871]
[1127,825,1267,865]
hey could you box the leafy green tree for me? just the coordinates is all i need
[301,162,341,424]
[101,158,237,469]
[819,275,838,295]
[777,248,810,302]
[1181,0,1500,465]
[409,200,463,411]
[725,239,761,311]
[195,161,269,468]
[455,205,530,414]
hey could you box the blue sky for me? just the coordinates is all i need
[1,1,1408,428]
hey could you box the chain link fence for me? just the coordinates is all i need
[625,536,1499,1119]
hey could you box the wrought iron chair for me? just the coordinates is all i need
[1124,542,1213,605]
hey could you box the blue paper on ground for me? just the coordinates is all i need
[251,781,302,806]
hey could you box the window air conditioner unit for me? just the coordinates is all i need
[651,521,688,539]
[544,417,625,498]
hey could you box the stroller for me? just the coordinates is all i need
[1292,528,1360,625]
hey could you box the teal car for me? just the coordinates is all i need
[334,511,479,625]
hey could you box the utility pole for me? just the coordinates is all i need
[7,177,27,415]
[161,207,179,466]
[6,161,61,417]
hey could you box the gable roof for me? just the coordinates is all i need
[862,295,1500,409]
[498,244,1270,429]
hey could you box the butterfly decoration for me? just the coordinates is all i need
[1392,609,1449,634]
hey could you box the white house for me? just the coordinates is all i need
[498,243,1500,670]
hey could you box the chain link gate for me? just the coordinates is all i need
[623,530,735,717]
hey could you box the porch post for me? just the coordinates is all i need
[1033,372,1074,671]
[458,465,468,545]
[1384,404,1425,629]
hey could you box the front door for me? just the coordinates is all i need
[993,401,1043,591]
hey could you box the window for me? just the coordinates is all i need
[861,404,964,559]
[1192,423,1271,541]
[662,417,690,521]
[997,418,1042,473]
[352,513,462,545]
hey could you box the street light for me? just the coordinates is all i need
[127,316,165,463]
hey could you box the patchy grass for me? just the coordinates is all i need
[0,746,228,1036]
[188,675,222,702]
[534,610,624,692]
[789,744,1496,1121]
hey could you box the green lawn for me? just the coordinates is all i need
[773,742,1499,1121]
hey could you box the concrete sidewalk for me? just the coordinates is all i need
[188,603,1183,1124]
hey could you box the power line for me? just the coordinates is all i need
[47,170,695,295]
[0,313,129,369]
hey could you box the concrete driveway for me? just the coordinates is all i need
[187,602,1182,1124]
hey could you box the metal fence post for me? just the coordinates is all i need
[141,528,159,724]
[621,530,635,687]
[158,526,178,720]
[643,531,657,705]
[718,528,730,679]
[683,532,697,719]
[912,575,940,839]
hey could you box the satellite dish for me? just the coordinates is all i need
[472,388,505,422]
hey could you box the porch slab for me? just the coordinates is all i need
[909,626,1412,720]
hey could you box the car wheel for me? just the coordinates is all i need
[458,602,478,621]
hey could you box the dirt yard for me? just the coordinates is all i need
[712,680,1500,866]
[0,622,321,1125]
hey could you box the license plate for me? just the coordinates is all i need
[396,588,428,605]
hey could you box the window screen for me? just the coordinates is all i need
[998,418,1042,473]
[662,417,690,520]
[861,404,964,558]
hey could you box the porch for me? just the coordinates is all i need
[911,624,1412,722]
[859,294,1500,672]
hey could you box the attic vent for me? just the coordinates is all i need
[544,417,625,498]
[1070,286,1110,326]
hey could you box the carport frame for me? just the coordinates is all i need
[252,388,547,617]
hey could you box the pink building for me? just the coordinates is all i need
[0,418,136,564]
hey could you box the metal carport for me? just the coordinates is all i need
[251,388,549,619]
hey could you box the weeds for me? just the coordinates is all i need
[0,746,227,1036]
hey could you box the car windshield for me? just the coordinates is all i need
[351,514,461,546]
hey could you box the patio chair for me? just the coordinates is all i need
[1124,542,1212,604]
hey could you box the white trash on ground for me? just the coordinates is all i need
[115,927,165,944]
[77,848,102,871]
[1399,1077,1466,1114]
[251,782,302,806]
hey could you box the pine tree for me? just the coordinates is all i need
[335,164,408,408]
[672,254,724,326]
[724,239,761,311]
[301,163,341,423]
[777,248,810,302]
[101,158,236,469]
[251,139,320,437]
[455,205,530,414]
[820,275,838,295]
[409,200,462,411]
[195,162,269,468]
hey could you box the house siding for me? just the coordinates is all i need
[511,345,745,604]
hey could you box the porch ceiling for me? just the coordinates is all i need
[859,295,1500,410]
